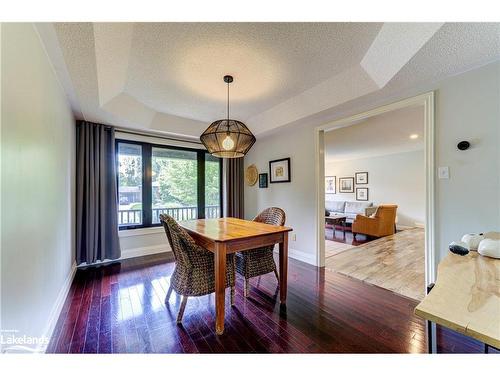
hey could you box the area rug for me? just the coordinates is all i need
[324,228,425,301]
[325,240,355,258]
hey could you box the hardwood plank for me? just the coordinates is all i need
[46,252,496,354]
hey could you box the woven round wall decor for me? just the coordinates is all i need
[245,164,258,186]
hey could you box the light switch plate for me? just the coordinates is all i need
[438,166,450,179]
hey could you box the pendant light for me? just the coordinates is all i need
[200,75,256,158]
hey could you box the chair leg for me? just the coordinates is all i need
[273,268,280,283]
[165,284,173,303]
[244,278,250,298]
[230,286,235,306]
[176,296,188,324]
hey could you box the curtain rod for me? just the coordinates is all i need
[114,127,202,145]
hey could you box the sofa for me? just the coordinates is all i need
[325,200,376,224]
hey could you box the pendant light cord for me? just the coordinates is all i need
[227,79,230,131]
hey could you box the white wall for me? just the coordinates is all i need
[244,61,500,266]
[1,23,75,352]
[325,150,425,227]
[434,62,500,254]
[119,228,170,259]
[244,123,318,265]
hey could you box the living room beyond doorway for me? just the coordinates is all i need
[321,103,427,301]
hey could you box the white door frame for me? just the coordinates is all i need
[314,91,436,287]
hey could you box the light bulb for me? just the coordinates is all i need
[222,135,234,150]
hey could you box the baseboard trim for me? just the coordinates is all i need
[39,262,77,353]
[274,247,316,266]
[396,224,414,230]
[397,223,425,230]
[120,244,171,260]
[77,244,172,269]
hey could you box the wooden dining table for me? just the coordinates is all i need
[180,217,293,335]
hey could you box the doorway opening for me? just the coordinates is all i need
[315,92,435,301]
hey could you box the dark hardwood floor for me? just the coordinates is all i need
[46,252,495,354]
[325,224,371,246]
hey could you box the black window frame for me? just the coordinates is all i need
[116,139,223,230]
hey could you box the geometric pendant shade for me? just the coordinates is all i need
[200,75,256,158]
[200,119,256,158]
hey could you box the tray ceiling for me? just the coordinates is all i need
[35,22,500,138]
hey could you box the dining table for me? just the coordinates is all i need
[415,251,500,353]
[180,217,293,335]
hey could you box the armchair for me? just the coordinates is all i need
[352,204,398,239]
[235,207,286,297]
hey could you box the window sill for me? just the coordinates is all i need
[118,226,164,238]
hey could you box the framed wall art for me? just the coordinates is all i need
[269,157,291,183]
[356,187,369,201]
[338,177,354,193]
[355,172,368,185]
[259,173,268,188]
[325,176,336,194]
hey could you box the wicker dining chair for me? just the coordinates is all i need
[159,214,236,323]
[235,207,286,297]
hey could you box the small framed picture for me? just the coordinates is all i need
[259,173,268,188]
[269,157,291,183]
[356,187,369,201]
[355,172,368,185]
[325,176,336,194]
[338,177,354,193]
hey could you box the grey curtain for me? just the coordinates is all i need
[76,121,121,264]
[223,158,245,218]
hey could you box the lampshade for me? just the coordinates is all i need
[200,119,256,158]
[200,75,256,158]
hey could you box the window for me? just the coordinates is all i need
[117,143,143,226]
[205,153,222,218]
[117,140,222,229]
[152,147,198,223]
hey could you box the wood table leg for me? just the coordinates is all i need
[214,242,226,335]
[279,233,288,304]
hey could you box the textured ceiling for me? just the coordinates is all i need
[384,22,500,90]
[124,23,381,121]
[35,22,500,138]
[325,105,424,162]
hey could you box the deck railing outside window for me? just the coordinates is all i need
[118,205,220,226]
